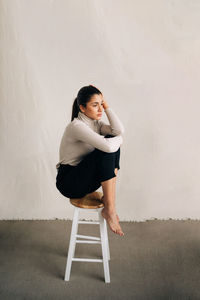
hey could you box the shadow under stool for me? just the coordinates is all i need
[64,191,111,283]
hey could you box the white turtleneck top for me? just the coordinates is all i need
[56,107,124,169]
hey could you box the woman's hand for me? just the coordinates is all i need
[89,85,109,110]
[102,98,109,110]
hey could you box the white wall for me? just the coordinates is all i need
[0,0,200,221]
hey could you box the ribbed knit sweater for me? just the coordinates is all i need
[56,107,124,169]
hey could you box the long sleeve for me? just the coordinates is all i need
[98,107,125,136]
[71,121,123,153]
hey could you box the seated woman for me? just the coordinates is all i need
[56,85,124,236]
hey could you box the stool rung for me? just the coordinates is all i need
[76,240,101,244]
[76,234,101,241]
[78,221,100,224]
[72,258,103,263]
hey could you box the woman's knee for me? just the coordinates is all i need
[94,147,120,158]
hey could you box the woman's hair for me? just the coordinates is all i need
[71,85,102,121]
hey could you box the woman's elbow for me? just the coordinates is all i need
[113,127,125,135]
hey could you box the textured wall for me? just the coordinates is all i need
[0,0,200,220]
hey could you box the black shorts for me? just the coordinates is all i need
[56,135,121,199]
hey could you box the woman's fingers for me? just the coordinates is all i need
[102,99,109,110]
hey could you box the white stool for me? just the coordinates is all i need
[64,191,110,283]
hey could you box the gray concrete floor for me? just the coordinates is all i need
[1,219,200,300]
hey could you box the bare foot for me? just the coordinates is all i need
[101,208,124,236]
[101,196,119,222]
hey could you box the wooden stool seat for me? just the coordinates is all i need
[70,191,104,209]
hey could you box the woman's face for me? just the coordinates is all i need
[79,94,104,120]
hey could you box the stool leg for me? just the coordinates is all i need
[104,221,110,260]
[71,211,78,260]
[98,210,110,283]
[64,207,79,281]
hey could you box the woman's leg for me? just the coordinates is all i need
[113,168,119,222]
[97,135,123,235]
[101,168,118,211]
[56,148,119,199]
[101,168,124,236]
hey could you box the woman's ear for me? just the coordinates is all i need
[79,104,85,113]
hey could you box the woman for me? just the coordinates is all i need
[56,85,124,236]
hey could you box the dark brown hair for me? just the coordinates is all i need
[71,85,102,121]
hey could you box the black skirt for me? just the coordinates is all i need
[56,138,120,199]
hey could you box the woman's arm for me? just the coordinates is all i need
[99,107,125,136]
[71,121,123,153]
[98,98,125,136]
